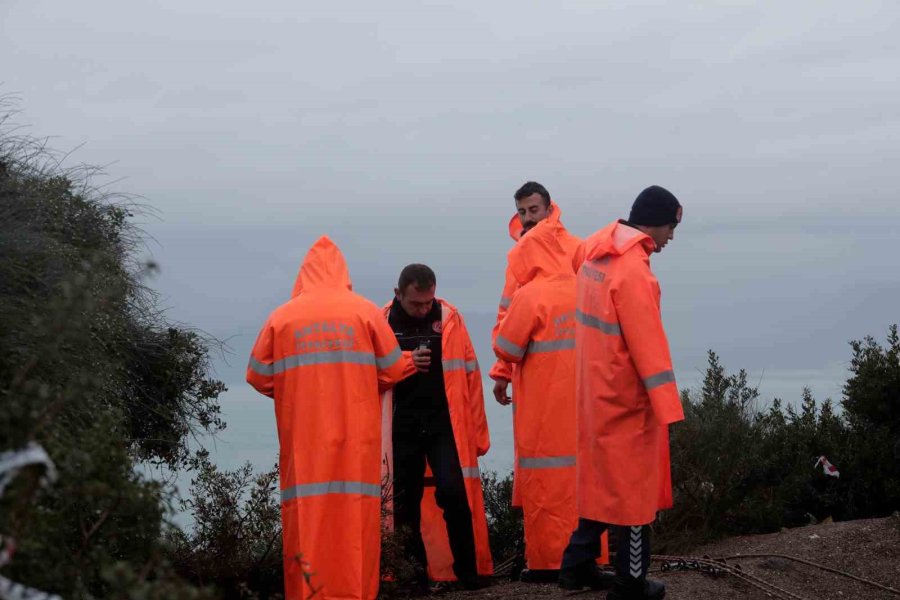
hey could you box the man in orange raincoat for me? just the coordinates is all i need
[246,236,420,600]
[560,186,685,600]
[492,219,611,587]
[489,182,582,539]
[382,264,493,591]
[489,181,581,405]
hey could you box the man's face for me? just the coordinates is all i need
[395,284,436,319]
[515,193,552,234]
[643,206,683,253]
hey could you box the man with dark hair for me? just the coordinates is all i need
[491,181,581,404]
[512,181,552,234]
[382,265,493,591]
[492,218,610,585]
[559,186,685,600]
[489,182,584,580]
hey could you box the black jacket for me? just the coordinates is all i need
[388,298,451,436]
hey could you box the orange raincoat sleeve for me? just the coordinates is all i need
[492,290,536,365]
[458,314,490,457]
[247,317,276,398]
[489,265,519,381]
[612,265,684,426]
[367,305,417,393]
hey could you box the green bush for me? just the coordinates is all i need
[377,471,426,595]
[167,450,283,599]
[0,102,223,597]
[480,470,523,575]
[841,325,900,517]
[659,332,900,552]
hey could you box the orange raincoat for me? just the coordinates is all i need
[489,201,581,382]
[381,299,494,581]
[489,202,581,507]
[247,236,416,600]
[492,220,607,570]
[574,221,684,526]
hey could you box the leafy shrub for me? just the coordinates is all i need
[659,332,900,552]
[480,470,523,575]
[841,325,900,516]
[167,450,283,599]
[0,100,223,597]
[378,471,423,596]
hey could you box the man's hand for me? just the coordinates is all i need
[492,378,511,405]
[411,348,431,372]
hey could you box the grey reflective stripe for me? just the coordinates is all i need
[443,359,479,373]
[273,350,376,374]
[496,335,526,358]
[248,356,274,376]
[499,296,512,309]
[527,338,575,353]
[375,346,402,370]
[442,359,465,371]
[580,263,606,282]
[461,466,480,478]
[281,480,381,502]
[519,455,576,469]
[575,309,621,335]
[629,526,644,577]
[644,369,676,390]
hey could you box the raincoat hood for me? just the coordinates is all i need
[291,235,352,298]
[507,201,563,242]
[583,220,656,263]
[507,219,574,286]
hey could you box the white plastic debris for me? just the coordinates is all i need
[0,444,57,497]
[0,443,62,600]
[814,455,840,478]
[0,575,62,600]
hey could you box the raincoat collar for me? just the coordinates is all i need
[291,235,352,298]
[507,218,573,286]
[584,220,656,262]
[383,297,459,324]
[507,200,563,242]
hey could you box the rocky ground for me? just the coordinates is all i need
[442,515,900,600]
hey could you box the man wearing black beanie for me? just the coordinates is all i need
[557,186,684,600]
[625,185,683,253]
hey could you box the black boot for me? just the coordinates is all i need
[558,518,613,590]
[558,562,615,590]
[606,525,665,599]
[607,576,665,600]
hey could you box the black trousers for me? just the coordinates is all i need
[560,518,651,579]
[392,426,477,581]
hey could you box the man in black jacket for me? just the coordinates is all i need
[388,263,479,591]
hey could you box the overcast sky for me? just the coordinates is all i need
[3,0,899,480]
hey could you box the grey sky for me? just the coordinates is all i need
[3,0,899,479]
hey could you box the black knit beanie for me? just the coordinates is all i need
[628,185,681,226]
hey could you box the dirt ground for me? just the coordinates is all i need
[443,515,900,600]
